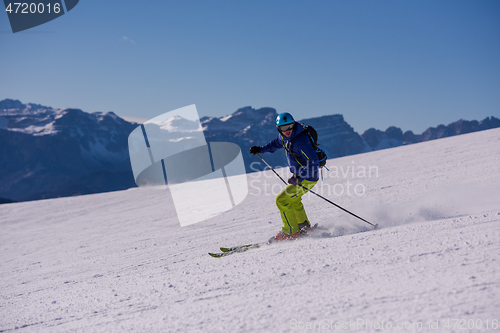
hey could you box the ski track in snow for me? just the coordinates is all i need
[1,128,500,333]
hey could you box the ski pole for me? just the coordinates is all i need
[256,153,378,229]
[256,153,288,185]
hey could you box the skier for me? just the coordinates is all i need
[250,112,319,242]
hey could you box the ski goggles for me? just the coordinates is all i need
[277,123,294,132]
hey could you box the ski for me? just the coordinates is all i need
[209,223,319,258]
[209,244,262,257]
[220,243,264,252]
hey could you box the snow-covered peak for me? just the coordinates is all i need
[0,100,136,137]
[202,106,277,133]
[11,117,58,136]
[146,115,201,132]
[220,106,277,124]
[0,99,53,115]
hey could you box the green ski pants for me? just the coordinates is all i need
[276,180,317,235]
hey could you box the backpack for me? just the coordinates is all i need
[285,123,328,168]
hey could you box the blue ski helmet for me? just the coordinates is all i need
[276,112,295,127]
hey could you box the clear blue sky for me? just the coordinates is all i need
[1,0,499,134]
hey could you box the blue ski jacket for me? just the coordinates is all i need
[260,122,319,182]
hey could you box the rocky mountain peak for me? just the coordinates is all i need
[0,99,52,114]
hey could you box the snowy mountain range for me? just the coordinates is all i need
[0,99,137,202]
[1,98,499,202]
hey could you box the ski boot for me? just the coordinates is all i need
[268,230,300,244]
[298,221,312,236]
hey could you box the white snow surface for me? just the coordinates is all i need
[1,128,500,333]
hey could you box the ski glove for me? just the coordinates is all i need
[288,175,301,186]
[249,146,261,155]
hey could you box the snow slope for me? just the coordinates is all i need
[1,128,500,333]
